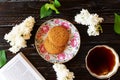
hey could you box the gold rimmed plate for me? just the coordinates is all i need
[35,18,80,63]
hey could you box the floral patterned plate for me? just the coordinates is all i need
[35,18,80,63]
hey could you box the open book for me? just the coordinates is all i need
[0,52,46,80]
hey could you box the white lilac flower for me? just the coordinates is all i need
[75,9,103,36]
[53,63,75,80]
[4,16,35,53]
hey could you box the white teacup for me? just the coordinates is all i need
[85,45,119,79]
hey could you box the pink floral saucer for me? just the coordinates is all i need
[35,18,80,63]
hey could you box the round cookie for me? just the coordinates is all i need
[48,26,69,47]
[44,37,65,54]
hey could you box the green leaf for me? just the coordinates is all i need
[0,50,7,67]
[40,5,52,19]
[54,0,61,7]
[114,13,120,34]
[97,24,103,33]
[45,3,60,14]
[40,0,61,18]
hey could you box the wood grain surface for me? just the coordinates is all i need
[0,0,120,80]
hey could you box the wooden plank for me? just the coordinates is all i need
[0,0,120,80]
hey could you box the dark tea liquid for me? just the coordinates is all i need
[87,46,115,75]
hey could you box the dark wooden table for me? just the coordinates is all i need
[1,0,120,80]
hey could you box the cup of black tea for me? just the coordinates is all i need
[85,45,119,79]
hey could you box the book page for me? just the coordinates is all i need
[0,52,46,80]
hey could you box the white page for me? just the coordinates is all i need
[0,52,46,80]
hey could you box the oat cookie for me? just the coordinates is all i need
[48,26,69,47]
[44,37,65,54]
